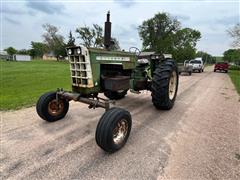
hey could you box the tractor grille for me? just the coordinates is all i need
[69,55,93,88]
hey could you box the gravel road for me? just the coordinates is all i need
[1,66,240,180]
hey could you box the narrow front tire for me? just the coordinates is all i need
[36,92,69,122]
[95,108,132,153]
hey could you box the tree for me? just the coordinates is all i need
[42,24,66,60]
[75,24,120,50]
[227,24,240,48]
[138,12,181,54]
[196,51,215,64]
[4,47,17,55]
[92,24,104,48]
[138,13,201,62]
[30,42,47,58]
[223,49,240,65]
[17,49,31,55]
[110,38,120,51]
[76,25,95,47]
[172,45,196,63]
[172,28,201,62]
[67,30,75,46]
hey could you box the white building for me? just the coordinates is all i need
[0,50,9,60]
[13,54,31,61]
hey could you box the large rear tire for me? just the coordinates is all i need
[95,108,132,153]
[36,92,69,122]
[151,59,179,110]
[104,90,128,100]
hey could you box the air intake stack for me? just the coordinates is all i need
[104,11,112,50]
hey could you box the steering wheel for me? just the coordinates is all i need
[129,47,141,56]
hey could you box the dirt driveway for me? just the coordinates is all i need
[1,66,240,179]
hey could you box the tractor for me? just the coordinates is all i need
[36,12,179,153]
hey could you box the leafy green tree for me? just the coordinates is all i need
[227,24,240,48]
[172,45,196,63]
[67,30,75,46]
[76,25,98,47]
[138,13,201,62]
[138,12,180,54]
[92,24,104,48]
[75,24,120,50]
[172,28,201,62]
[173,28,201,49]
[30,41,48,58]
[109,38,120,51]
[17,49,31,55]
[196,51,215,64]
[42,23,66,60]
[223,49,240,65]
[4,47,17,55]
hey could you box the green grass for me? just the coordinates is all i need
[0,59,71,110]
[229,70,240,95]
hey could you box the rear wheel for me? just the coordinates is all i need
[36,92,69,122]
[151,59,179,110]
[189,71,192,76]
[104,89,128,100]
[95,108,132,153]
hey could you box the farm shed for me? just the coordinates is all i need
[43,52,57,60]
[13,54,31,61]
[0,50,10,60]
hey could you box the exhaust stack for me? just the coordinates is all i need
[104,11,112,50]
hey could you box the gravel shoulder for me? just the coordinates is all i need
[1,66,240,179]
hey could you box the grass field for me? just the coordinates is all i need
[0,60,70,110]
[229,70,240,95]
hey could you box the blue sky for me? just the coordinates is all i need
[1,0,239,56]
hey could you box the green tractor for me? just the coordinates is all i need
[36,12,179,153]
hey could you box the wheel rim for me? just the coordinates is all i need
[112,119,128,145]
[48,100,64,116]
[169,70,177,100]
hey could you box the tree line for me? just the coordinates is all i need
[223,24,240,65]
[4,12,239,64]
[4,22,121,61]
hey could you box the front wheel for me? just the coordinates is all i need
[95,108,132,153]
[151,59,179,110]
[36,92,69,122]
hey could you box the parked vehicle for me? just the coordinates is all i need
[189,59,204,73]
[178,60,193,75]
[214,62,229,73]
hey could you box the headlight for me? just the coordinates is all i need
[68,49,72,55]
[77,48,81,54]
[156,55,159,59]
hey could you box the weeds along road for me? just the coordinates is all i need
[1,66,240,180]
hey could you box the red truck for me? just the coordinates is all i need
[214,62,229,73]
